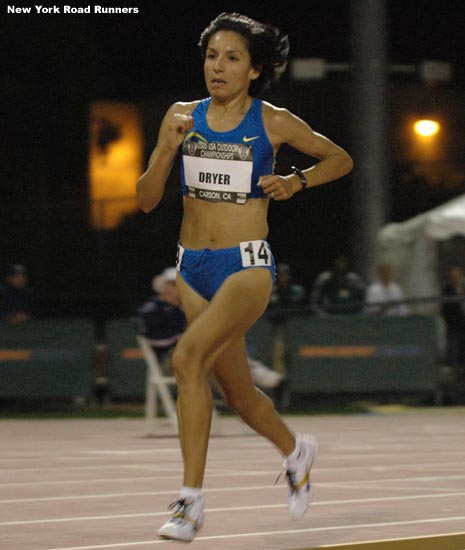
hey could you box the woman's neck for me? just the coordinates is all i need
[210,93,252,115]
[207,94,253,131]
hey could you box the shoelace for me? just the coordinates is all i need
[274,470,302,494]
[285,470,299,494]
[167,498,201,529]
[274,469,298,493]
[167,498,189,520]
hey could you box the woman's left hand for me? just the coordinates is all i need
[258,174,301,201]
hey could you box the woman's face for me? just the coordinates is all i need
[204,30,259,100]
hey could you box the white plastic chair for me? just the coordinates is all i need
[137,335,220,436]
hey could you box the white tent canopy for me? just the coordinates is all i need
[377,194,465,309]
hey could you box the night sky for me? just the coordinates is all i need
[4,1,465,98]
[3,0,465,187]
[3,0,464,195]
[2,0,465,318]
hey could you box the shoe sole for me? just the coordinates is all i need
[157,515,204,543]
[158,533,194,543]
[307,436,319,506]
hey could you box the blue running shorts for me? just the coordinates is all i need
[176,240,277,301]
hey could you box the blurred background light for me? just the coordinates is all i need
[418,60,452,83]
[88,101,143,230]
[413,119,441,138]
[290,58,328,80]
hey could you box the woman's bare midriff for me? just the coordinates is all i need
[179,196,270,249]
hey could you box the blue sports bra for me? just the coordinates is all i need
[181,97,274,204]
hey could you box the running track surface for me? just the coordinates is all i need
[1,410,465,550]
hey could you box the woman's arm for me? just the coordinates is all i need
[260,105,353,201]
[136,102,195,212]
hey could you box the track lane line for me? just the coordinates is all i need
[2,491,465,525]
[37,517,465,550]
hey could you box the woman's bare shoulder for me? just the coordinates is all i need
[262,100,294,126]
[169,100,203,115]
[261,100,297,145]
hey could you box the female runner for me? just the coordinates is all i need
[137,12,353,542]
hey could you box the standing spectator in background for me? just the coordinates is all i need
[311,254,366,314]
[365,263,410,316]
[0,264,34,325]
[441,265,465,373]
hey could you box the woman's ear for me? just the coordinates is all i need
[250,65,262,80]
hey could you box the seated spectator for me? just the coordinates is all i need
[365,263,410,316]
[137,267,284,390]
[0,264,35,325]
[136,267,186,369]
[441,265,465,372]
[311,254,366,314]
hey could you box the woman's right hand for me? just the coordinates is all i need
[165,112,194,150]
[136,104,196,212]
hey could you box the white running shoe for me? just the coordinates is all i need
[284,434,319,519]
[157,495,204,542]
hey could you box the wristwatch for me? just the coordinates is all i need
[291,166,308,190]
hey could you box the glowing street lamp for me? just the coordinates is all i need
[408,118,443,162]
[413,119,441,138]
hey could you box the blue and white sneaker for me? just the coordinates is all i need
[157,494,204,542]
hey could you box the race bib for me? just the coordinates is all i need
[183,140,253,204]
[240,240,272,267]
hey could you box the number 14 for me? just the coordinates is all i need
[242,241,270,266]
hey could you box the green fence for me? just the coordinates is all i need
[0,319,95,399]
[105,318,147,399]
[102,314,439,399]
[0,315,440,402]
[285,315,439,394]
[104,317,278,400]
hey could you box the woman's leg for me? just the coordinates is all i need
[211,343,318,521]
[171,275,209,482]
[173,268,274,488]
[211,337,296,456]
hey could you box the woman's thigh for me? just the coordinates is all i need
[176,267,273,366]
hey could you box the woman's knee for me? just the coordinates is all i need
[171,343,204,385]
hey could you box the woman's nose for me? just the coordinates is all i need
[213,57,224,72]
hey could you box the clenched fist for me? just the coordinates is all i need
[166,112,194,150]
